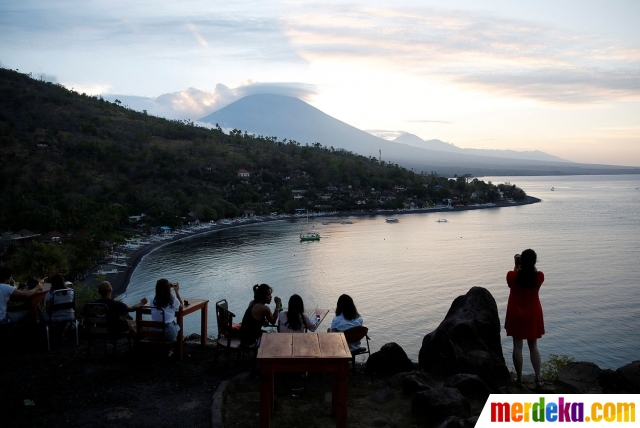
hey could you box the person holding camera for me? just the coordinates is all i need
[239,283,281,347]
[505,249,545,389]
[151,278,183,341]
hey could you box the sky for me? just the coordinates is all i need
[1,0,639,166]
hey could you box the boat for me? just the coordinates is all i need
[108,261,129,267]
[436,219,448,223]
[385,218,399,223]
[551,187,555,191]
[93,268,119,275]
[300,210,320,241]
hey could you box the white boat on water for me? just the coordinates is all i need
[108,261,129,268]
[386,218,399,223]
[551,187,555,191]
[436,219,448,223]
[94,268,120,275]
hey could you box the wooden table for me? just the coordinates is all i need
[137,298,209,360]
[257,332,351,428]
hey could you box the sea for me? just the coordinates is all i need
[123,175,640,371]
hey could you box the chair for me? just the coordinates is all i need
[83,303,131,357]
[44,289,79,352]
[342,326,371,373]
[214,299,256,365]
[135,306,176,355]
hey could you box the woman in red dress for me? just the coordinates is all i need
[505,249,545,388]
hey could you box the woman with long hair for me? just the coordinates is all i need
[42,274,74,323]
[505,249,545,388]
[277,294,318,333]
[330,294,363,351]
[151,278,183,341]
[239,283,281,346]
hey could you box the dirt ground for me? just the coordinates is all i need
[1,327,419,428]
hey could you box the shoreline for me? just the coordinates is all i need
[92,196,541,296]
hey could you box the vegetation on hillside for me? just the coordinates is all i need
[0,68,527,277]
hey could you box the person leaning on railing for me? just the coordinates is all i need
[0,267,43,324]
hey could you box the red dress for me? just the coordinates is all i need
[505,270,545,340]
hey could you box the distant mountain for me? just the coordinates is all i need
[393,133,569,163]
[200,94,639,176]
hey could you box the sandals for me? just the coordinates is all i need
[535,378,545,389]
[513,378,525,388]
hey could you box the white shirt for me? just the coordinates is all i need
[277,311,318,333]
[151,297,181,324]
[0,283,14,321]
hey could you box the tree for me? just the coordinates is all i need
[12,242,69,280]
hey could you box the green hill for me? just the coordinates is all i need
[0,68,518,276]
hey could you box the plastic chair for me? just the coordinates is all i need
[44,289,79,352]
[342,326,371,373]
[214,299,257,366]
[83,302,131,357]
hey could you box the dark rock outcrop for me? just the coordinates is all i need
[411,387,471,426]
[397,371,434,395]
[443,374,491,401]
[616,360,640,393]
[556,361,603,393]
[418,287,510,389]
[366,342,415,375]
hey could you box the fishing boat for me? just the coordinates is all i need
[436,219,448,223]
[300,210,321,241]
[93,268,119,275]
[108,261,129,268]
[385,218,399,223]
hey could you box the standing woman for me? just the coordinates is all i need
[330,294,363,351]
[505,249,545,388]
[151,278,183,341]
[239,283,281,347]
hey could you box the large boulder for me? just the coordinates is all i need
[411,387,471,426]
[366,342,415,375]
[616,360,640,393]
[418,287,510,389]
[555,361,602,393]
[443,373,491,401]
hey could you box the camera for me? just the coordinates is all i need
[514,254,521,260]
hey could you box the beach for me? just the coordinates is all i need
[93,196,540,296]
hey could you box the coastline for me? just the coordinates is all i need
[93,195,541,296]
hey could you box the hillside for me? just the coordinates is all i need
[200,94,640,176]
[0,68,509,239]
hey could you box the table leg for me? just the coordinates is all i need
[260,367,274,428]
[200,302,208,347]
[332,363,349,428]
[177,312,184,360]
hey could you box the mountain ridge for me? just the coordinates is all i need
[200,94,637,176]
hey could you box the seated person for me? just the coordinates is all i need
[278,294,318,333]
[41,274,75,323]
[0,267,42,324]
[150,278,183,341]
[93,281,148,335]
[329,294,364,351]
[239,283,281,346]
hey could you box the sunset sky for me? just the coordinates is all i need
[1,0,639,166]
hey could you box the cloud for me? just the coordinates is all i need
[405,120,451,124]
[282,5,640,104]
[105,81,318,120]
[365,129,403,140]
[63,82,112,95]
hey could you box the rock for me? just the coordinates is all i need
[366,342,415,375]
[435,416,468,428]
[418,287,510,389]
[371,386,395,404]
[411,387,471,426]
[443,374,491,400]
[398,371,434,395]
[555,361,602,393]
[616,360,640,393]
[598,369,630,393]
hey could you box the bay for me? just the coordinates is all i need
[124,175,640,371]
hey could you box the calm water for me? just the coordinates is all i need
[124,175,640,371]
